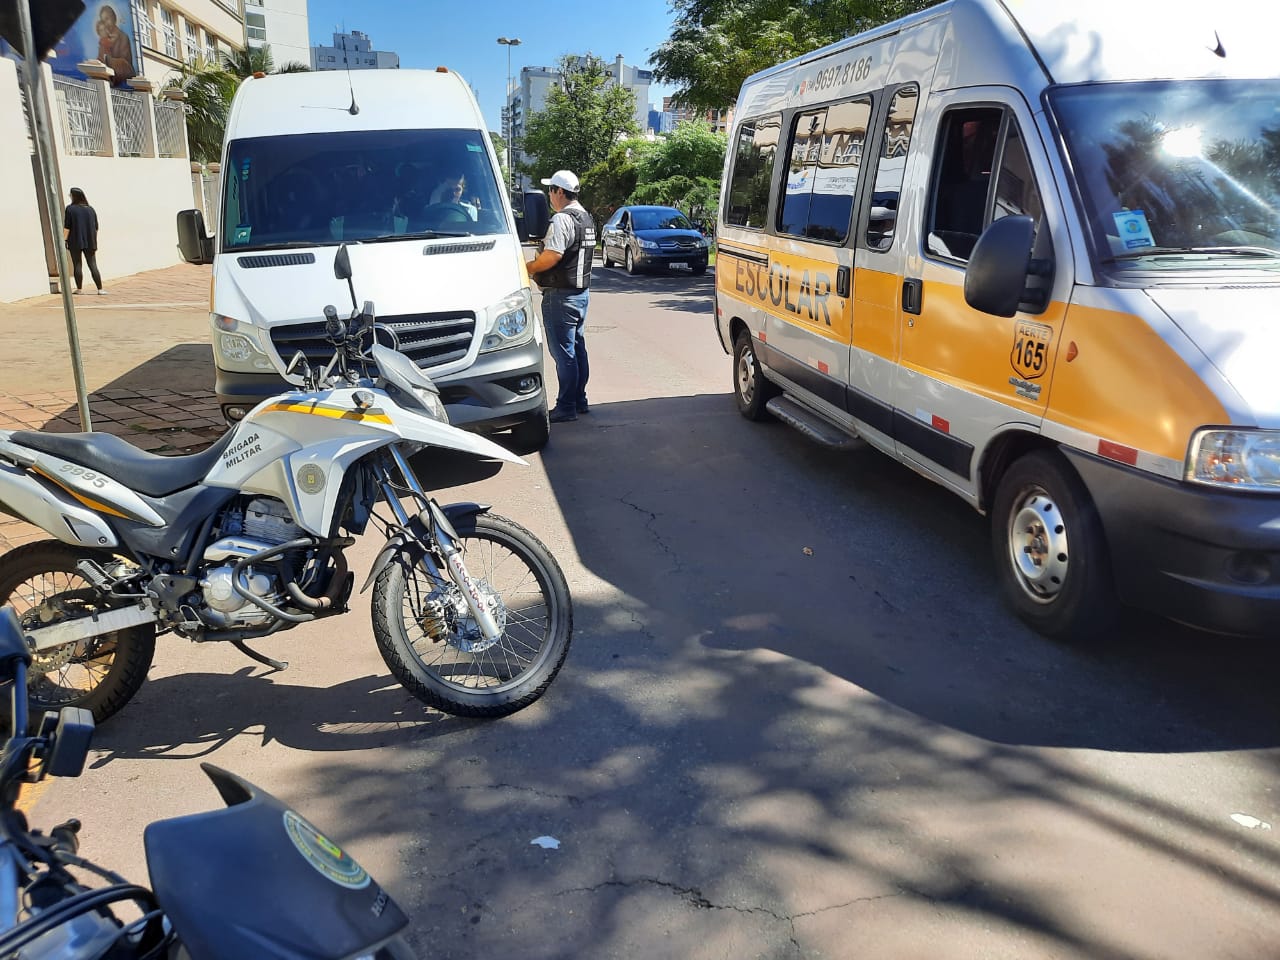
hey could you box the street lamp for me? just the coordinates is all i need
[497,36,521,197]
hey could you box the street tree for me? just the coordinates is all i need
[581,136,653,226]
[652,0,941,111]
[519,54,640,182]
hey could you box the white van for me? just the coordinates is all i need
[186,68,550,449]
[715,0,1280,640]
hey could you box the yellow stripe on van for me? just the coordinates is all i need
[851,267,900,360]
[1050,303,1229,462]
[718,246,850,343]
[263,401,393,425]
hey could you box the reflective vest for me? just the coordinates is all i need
[537,205,595,290]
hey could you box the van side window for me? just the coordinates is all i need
[778,98,872,244]
[926,108,1045,263]
[725,115,781,229]
[864,85,919,252]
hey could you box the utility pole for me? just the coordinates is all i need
[12,0,93,429]
[496,36,521,198]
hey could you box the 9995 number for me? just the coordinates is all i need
[59,463,108,488]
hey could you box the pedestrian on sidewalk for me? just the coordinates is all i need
[526,169,595,423]
[63,187,105,295]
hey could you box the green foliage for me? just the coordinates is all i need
[164,44,309,165]
[581,137,652,226]
[652,0,942,111]
[519,55,641,182]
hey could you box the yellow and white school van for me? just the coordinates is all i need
[714,0,1280,640]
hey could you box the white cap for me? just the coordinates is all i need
[540,170,580,193]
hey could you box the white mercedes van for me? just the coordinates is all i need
[189,68,550,449]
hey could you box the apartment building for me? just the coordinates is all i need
[662,96,732,134]
[311,30,400,71]
[244,0,310,69]
[130,0,245,85]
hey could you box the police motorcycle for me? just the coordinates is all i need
[0,245,572,725]
[0,604,414,959]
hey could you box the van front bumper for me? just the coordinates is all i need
[1066,450,1280,639]
[215,338,546,433]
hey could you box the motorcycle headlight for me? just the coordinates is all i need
[1186,428,1280,491]
[410,385,449,422]
[481,288,534,353]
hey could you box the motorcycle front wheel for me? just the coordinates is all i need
[372,514,572,718]
[0,540,155,727]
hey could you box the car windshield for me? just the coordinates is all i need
[632,208,695,231]
[1048,80,1280,274]
[221,128,508,252]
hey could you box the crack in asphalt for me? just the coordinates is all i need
[619,494,684,572]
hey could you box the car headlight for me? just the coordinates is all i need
[212,315,274,372]
[639,239,660,250]
[481,288,534,353]
[1186,429,1280,491]
[410,385,449,422]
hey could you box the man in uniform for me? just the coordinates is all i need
[526,170,595,423]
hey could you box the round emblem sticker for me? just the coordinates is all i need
[296,463,326,495]
[283,810,370,889]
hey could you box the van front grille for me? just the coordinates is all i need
[269,311,477,370]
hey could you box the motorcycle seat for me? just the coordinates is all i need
[11,430,236,498]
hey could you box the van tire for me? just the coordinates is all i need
[991,450,1118,642]
[733,331,778,421]
[510,403,550,452]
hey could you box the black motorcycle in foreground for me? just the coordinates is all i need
[0,605,413,958]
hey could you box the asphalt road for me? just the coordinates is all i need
[28,264,1280,959]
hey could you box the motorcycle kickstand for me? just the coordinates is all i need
[230,639,288,671]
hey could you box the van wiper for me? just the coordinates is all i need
[1104,245,1280,262]
[361,231,471,243]
[234,240,339,252]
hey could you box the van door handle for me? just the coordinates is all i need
[902,278,923,315]
[836,266,851,298]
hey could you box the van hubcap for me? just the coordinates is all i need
[1007,488,1069,603]
[737,347,756,404]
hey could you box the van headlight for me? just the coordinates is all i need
[480,289,534,353]
[1186,429,1280,491]
[212,315,274,372]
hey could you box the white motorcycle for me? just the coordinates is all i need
[0,246,571,725]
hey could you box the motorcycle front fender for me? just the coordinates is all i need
[359,501,491,593]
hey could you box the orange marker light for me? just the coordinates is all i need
[1066,341,1079,362]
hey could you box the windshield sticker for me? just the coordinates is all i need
[283,810,371,889]
[232,225,252,245]
[1113,209,1155,250]
[467,142,483,152]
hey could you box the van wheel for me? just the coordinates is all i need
[733,331,777,421]
[510,403,550,452]
[625,248,638,274]
[991,450,1118,642]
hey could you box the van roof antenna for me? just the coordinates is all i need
[341,34,359,114]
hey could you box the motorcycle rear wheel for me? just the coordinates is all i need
[372,514,572,718]
[0,540,155,727]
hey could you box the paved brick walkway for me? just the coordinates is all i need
[0,262,224,552]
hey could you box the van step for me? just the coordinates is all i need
[766,396,866,450]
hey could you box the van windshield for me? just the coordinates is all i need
[220,129,509,252]
[1049,79,1280,273]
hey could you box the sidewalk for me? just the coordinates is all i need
[0,263,225,552]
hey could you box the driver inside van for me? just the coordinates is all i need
[428,175,478,220]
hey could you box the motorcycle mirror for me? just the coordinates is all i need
[333,245,358,311]
[333,245,352,281]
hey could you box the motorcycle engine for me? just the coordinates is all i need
[199,498,308,628]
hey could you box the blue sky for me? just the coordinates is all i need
[305,0,680,133]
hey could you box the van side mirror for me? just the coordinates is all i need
[522,190,550,241]
[176,209,214,265]
[964,215,1043,318]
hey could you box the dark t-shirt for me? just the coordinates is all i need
[63,204,98,252]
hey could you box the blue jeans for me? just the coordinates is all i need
[542,288,590,412]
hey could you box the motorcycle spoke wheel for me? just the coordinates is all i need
[373,514,572,718]
[0,541,155,727]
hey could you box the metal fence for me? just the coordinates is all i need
[155,100,186,158]
[110,87,151,157]
[52,75,105,156]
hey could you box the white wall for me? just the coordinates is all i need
[0,59,56,302]
[58,154,193,280]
